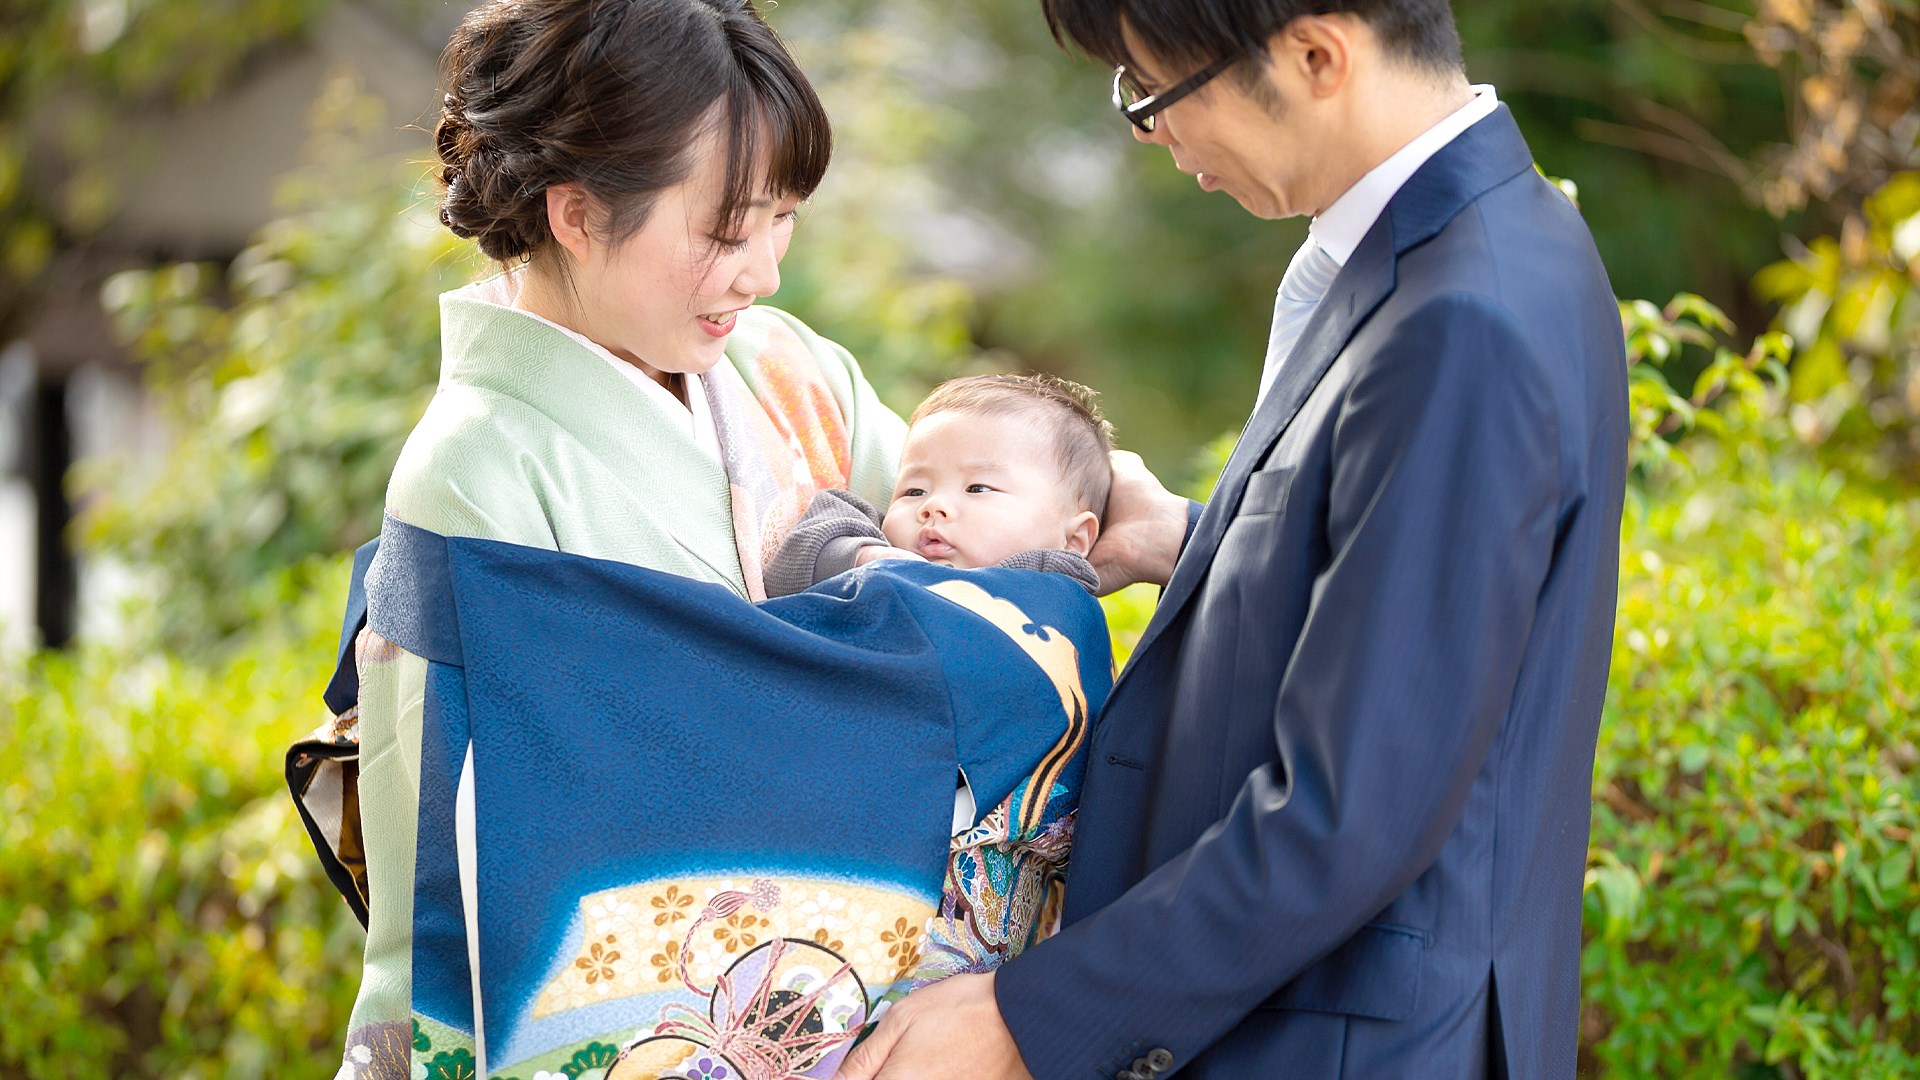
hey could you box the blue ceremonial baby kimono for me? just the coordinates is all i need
[291,518,1110,1080]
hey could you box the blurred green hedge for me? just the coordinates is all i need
[0,586,362,1078]
[1580,462,1920,1077]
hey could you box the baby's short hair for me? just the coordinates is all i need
[909,372,1116,517]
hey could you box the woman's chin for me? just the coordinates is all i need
[661,343,729,376]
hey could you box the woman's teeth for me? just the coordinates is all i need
[700,311,736,326]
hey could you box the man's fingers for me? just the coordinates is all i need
[834,1040,882,1080]
[834,1008,907,1080]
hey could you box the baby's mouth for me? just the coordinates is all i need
[917,529,955,561]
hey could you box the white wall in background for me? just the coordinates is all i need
[0,344,35,655]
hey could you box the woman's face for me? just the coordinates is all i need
[558,129,801,382]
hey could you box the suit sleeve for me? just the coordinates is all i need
[995,294,1562,1076]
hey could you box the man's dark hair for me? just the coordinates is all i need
[1041,0,1463,82]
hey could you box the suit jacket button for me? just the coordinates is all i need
[1117,1072,1143,1080]
[1147,1048,1174,1070]
[1131,1059,1153,1076]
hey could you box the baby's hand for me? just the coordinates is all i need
[854,544,926,567]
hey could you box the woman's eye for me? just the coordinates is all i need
[712,235,750,253]
[775,210,798,226]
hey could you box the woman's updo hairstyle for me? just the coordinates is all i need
[434,0,831,262]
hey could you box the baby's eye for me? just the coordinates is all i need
[966,483,994,494]
[898,487,926,498]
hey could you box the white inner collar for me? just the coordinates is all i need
[1309,85,1500,267]
[460,272,721,463]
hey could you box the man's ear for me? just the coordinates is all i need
[1064,510,1100,557]
[1266,12,1359,100]
[545,183,594,263]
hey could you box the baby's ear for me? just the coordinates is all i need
[1064,510,1100,556]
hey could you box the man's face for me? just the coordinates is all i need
[1120,24,1335,221]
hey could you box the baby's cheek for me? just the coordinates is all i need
[879,508,916,549]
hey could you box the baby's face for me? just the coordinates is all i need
[882,409,1096,569]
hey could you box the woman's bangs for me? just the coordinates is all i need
[758,79,831,202]
[712,59,830,234]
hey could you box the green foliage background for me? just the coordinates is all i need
[4,0,1920,1077]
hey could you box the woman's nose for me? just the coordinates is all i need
[735,232,782,299]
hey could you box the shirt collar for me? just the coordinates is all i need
[1309,84,1500,266]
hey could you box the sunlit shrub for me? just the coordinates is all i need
[1582,465,1920,1077]
[0,576,362,1078]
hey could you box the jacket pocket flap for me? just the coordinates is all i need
[1238,465,1296,516]
[1259,922,1425,1022]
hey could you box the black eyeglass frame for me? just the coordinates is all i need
[1111,54,1238,132]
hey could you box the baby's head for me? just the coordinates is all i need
[883,373,1115,569]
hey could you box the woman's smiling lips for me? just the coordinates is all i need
[697,306,745,337]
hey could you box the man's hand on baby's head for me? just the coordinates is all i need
[853,544,927,568]
[1087,450,1189,593]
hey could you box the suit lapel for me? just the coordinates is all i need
[1106,106,1541,700]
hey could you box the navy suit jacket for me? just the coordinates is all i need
[995,106,1627,1080]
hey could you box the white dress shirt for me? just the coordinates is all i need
[1254,85,1500,405]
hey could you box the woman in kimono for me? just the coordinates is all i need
[329,0,904,1074]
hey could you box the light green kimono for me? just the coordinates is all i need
[336,288,903,1079]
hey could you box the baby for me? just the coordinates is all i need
[766,372,1115,597]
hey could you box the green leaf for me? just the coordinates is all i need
[1677,743,1711,774]
[1773,896,1798,940]
[1878,850,1912,892]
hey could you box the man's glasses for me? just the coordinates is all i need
[1111,55,1237,133]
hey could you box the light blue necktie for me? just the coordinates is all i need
[1257,237,1342,405]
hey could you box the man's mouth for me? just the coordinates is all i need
[1174,158,1223,193]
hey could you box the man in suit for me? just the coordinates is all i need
[837,1,1626,1077]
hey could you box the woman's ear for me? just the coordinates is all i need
[545,183,593,263]
[1064,510,1100,557]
